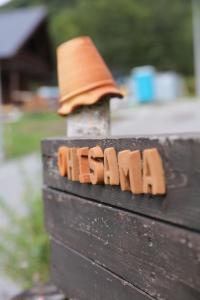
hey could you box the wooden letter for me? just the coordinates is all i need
[67,147,80,181]
[88,146,104,185]
[77,147,90,183]
[118,150,143,194]
[57,146,69,176]
[143,148,166,195]
[104,147,119,185]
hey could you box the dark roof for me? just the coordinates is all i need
[0,6,47,59]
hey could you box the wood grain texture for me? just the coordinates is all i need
[44,187,200,300]
[51,239,154,300]
[42,135,200,232]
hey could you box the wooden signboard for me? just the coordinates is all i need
[42,134,200,300]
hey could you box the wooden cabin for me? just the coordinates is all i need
[0,6,53,104]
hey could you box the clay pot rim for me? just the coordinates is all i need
[58,85,123,116]
[59,79,116,103]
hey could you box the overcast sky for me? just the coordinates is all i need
[0,0,11,6]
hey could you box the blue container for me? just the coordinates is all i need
[132,66,155,103]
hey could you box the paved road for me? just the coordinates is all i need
[111,100,200,135]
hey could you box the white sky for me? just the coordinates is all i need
[0,0,11,6]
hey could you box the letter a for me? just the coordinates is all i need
[143,148,166,195]
[118,150,143,194]
[104,147,119,185]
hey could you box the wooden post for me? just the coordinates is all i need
[66,99,110,137]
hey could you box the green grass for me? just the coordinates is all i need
[0,185,50,287]
[4,112,65,160]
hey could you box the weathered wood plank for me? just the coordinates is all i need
[51,239,154,300]
[44,187,200,300]
[42,135,200,232]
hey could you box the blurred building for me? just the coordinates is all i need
[0,6,53,104]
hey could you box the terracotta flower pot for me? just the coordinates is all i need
[57,36,123,116]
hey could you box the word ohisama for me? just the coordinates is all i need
[57,146,166,195]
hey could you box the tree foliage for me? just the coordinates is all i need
[5,0,194,74]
